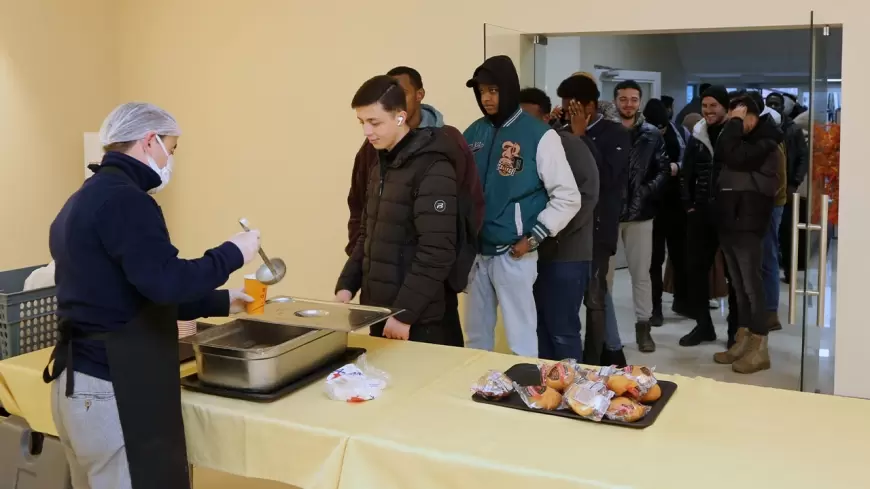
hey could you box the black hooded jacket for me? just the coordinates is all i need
[715,115,784,235]
[466,55,520,127]
[337,128,458,329]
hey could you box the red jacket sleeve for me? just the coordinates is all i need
[346,141,377,256]
[442,125,484,233]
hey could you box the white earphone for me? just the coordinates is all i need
[397,116,405,126]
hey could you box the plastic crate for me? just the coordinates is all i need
[0,266,58,360]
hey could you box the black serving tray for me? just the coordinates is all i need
[471,363,677,429]
[180,347,366,403]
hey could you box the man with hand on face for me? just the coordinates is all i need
[556,74,631,366]
[463,56,581,358]
[336,75,459,345]
[712,95,783,374]
[610,80,670,354]
[519,87,599,361]
[344,66,484,347]
[680,85,730,348]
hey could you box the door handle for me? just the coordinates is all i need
[816,195,830,328]
[788,193,800,325]
[788,192,828,327]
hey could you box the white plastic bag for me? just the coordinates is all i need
[23,261,56,291]
[324,354,389,402]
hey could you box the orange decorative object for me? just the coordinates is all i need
[811,122,839,225]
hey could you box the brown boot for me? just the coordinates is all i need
[713,327,750,364]
[732,334,771,374]
[766,311,782,332]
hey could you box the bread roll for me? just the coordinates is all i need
[640,383,662,403]
[606,397,649,423]
[516,385,563,410]
[536,387,563,410]
[606,375,641,400]
[543,362,575,392]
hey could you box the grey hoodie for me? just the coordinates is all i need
[419,104,444,128]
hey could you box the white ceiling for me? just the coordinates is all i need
[671,28,842,81]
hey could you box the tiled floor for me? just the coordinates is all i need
[606,253,837,392]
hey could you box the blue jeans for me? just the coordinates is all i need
[763,206,784,311]
[604,291,624,351]
[534,261,591,361]
[465,252,539,357]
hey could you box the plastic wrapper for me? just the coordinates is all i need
[601,365,658,401]
[564,380,614,422]
[539,360,577,392]
[574,366,608,383]
[605,397,651,423]
[471,370,514,400]
[514,383,565,411]
[324,354,390,402]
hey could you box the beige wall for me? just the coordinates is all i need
[3,0,867,398]
[0,0,118,271]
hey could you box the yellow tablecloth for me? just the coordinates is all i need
[2,336,870,489]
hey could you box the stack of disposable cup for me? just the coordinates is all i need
[177,320,197,338]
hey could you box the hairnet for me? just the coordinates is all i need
[99,102,181,145]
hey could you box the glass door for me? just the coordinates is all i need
[790,14,837,394]
[483,24,541,88]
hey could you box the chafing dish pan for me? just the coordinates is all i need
[243,296,403,332]
[182,319,346,392]
[182,298,400,392]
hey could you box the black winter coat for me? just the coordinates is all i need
[586,117,631,256]
[715,116,784,236]
[336,128,458,328]
[781,117,809,189]
[622,120,670,222]
[681,120,723,211]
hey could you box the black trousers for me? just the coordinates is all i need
[720,231,768,336]
[583,248,611,365]
[685,210,719,326]
[442,288,465,347]
[651,203,688,310]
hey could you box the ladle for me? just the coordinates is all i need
[238,218,287,285]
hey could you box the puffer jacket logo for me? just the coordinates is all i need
[497,141,524,176]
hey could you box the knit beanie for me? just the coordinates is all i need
[643,99,670,129]
[701,85,729,109]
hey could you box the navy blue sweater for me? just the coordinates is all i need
[49,152,244,381]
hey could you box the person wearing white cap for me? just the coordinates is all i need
[42,102,262,489]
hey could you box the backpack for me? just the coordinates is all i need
[411,157,483,294]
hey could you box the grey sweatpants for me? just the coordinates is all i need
[465,252,539,357]
[50,370,131,489]
[607,219,654,321]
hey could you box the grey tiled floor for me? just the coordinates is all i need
[603,268,806,391]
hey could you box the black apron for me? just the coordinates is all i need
[44,305,190,489]
[43,166,191,489]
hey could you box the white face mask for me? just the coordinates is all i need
[146,135,173,194]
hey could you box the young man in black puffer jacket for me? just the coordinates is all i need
[679,85,732,348]
[336,75,459,345]
[608,80,670,354]
[712,95,784,375]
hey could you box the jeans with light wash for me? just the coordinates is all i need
[763,206,784,311]
[465,252,539,357]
